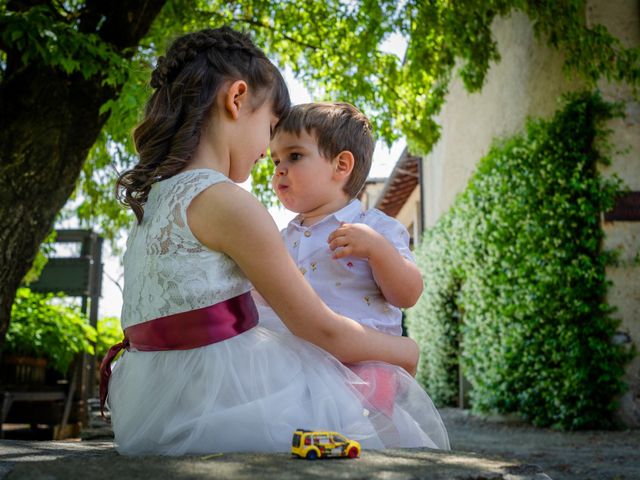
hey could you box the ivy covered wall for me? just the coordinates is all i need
[407,92,633,429]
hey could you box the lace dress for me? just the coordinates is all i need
[108,169,449,455]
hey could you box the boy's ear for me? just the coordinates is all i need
[224,80,248,120]
[332,151,355,181]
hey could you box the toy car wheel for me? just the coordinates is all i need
[347,447,359,458]
[306,449,319,460]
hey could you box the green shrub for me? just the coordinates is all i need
[5,288,97,375]
[407,91,633,429]
[96,316,124,359]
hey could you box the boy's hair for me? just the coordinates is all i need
[116,27,290,223]
[274,102,375,198]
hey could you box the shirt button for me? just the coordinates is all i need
[299,267,307,275]
[304,230,312,237]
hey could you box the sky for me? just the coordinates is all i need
[96,33,409,318]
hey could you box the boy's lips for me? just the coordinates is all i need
[276,184,289,192]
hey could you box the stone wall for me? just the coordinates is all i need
[590,0,640,427]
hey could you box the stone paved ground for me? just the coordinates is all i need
[1,441,553,480]
[1,408,638,479]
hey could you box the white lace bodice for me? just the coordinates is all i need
[120,169,252,329]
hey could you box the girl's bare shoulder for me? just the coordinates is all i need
[187,181,276,251]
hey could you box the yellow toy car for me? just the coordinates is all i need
[291,429,361,459]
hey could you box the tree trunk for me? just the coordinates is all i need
[0,1,166,349]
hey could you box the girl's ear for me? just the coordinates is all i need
[332,151,355,181]
[224,80,249,120]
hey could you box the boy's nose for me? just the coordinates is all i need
[275,165,287,176]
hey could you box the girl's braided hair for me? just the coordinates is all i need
[116,27,290,223]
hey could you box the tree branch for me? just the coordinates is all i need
[205,10,321,51]
[104,269,124,295]
[80,0,167,53]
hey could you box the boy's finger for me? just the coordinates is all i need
[332,246,352,259]
[335,222,350,232]
[328,237,349,251]
[327,229,347,243]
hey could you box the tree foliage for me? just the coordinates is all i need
[3,0,634,242]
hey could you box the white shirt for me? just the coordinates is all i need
[276,199,415,336]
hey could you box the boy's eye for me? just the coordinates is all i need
[272,159,280,166]
[290,152,301,161]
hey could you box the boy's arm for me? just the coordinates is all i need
[328,222,423,308]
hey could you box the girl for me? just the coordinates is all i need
[103,27,448,455]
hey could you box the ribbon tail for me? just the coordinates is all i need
[99,339,127,419]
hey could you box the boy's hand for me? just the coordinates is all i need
[328,223,384,260]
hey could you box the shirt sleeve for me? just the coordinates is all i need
[365,210,416,264]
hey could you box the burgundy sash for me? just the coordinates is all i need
[99,291,258,416]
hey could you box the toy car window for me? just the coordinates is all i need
[333,434,346,443]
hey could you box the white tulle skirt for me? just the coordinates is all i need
[107,323,449,456]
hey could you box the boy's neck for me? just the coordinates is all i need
[299,196,353,227]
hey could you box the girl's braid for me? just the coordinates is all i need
[151,27,265,89]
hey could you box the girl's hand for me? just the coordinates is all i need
[328,222,384,260]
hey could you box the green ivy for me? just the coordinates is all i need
[4,289,96,375]
[407,91,634,429]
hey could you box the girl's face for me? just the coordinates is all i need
[228,100,279,183]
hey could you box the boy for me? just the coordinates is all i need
[257,102,423,339]
[255,104,449,438]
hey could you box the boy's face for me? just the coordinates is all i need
[270,129,345,215]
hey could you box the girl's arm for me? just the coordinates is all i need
[187,182,419,374]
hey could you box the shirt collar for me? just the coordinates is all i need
[288,199,363,230]
[333,198,363,223]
